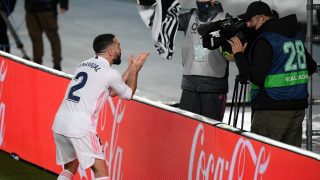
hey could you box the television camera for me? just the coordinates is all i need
[197,17,249,52]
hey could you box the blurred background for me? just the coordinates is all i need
[7,0,320,104]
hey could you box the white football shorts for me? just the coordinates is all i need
[53,132,105,170]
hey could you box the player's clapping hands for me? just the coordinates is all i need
[129,52,150,72]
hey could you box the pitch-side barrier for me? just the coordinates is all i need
[0,51,319,180]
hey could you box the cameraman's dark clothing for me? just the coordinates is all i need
[25,0,68,70]
[234,14,317,147]
[180,89,226,121]
[0,0,16,52]
[178,6,228,121]
[25,0,68,13]
[234,14,317,111]
[251,109,305,147]
[181,75,228,93]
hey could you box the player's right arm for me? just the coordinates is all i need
[109,58,132,97]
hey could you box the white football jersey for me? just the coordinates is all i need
[52,56,132,137]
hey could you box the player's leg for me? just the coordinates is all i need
[57,159,79,180]
[57,168,73,180]
[91,158,109,179]
[72,133,109,179]
[54,132,79,179]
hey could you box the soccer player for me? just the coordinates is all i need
[52,34,149,180]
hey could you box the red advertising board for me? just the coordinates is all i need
[0,53,319,179]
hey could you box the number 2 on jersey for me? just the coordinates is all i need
[67,72,88,102]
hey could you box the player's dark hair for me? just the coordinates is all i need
[93,34,115,53]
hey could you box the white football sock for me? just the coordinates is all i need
[95,176,110,180]
[57,170,73,180]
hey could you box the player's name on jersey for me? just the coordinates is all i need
[79,61,101,72]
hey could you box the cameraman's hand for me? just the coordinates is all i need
[228,36,247,54]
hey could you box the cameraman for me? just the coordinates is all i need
[25,0,68,70]
[228,1,317,147]
[178,0,229,121]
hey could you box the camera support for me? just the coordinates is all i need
[0,6,30,60]
[228,75,249,130]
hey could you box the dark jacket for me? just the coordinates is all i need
[234,14,317,110]
[0,0,16,15]
[25,0,68,13]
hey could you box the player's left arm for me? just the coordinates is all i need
[122,55,134,83]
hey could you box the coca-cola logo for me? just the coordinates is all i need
[103,97,125,180]
[188,123,271,180]
[78,97,125,180]
[0,59,7,146]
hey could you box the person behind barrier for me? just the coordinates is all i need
[227,1,317,147]
[52,34,149,180]
[24,0,68,71]
[0,0,16,52]
[178,0,229,121]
